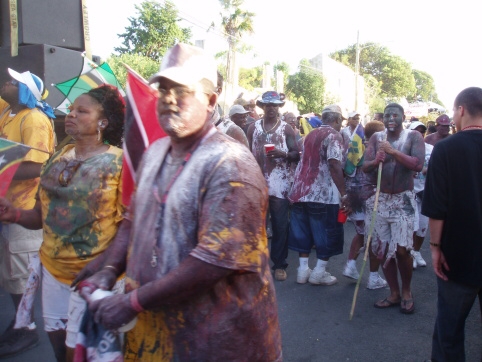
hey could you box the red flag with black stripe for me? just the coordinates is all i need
[0,138,31,197]
[122,66,166,206]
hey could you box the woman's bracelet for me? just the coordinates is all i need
[284,151,288,159]
[13,209,21,223]
[429,242,440,247]
[102,265,118,274]
[130,289,145,313]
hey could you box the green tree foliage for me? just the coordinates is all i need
[410,69,444,106]
[107,54,159,89]
[115,0,191,62]
[219,0,255,85]
[286,60,326,115]
[330,43,417,99]
[274,62,290,87]
[238,66,263,90]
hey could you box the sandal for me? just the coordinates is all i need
[400,298,415,314]
[374,297,401,309]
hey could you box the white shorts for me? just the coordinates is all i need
[41,266,86,348]
[41,266,126,348]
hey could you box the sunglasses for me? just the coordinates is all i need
[58,160,82,187]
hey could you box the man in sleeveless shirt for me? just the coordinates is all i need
[247,91,300,281]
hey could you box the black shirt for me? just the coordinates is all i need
[422,130,482,286]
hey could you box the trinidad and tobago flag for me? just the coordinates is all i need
[122,66,166,206]
[0,138,31,197]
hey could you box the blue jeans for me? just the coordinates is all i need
[431,278,482,362]
[269,196,289,270]
[288,202,344,259]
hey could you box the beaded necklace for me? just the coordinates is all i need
[461,125,482,131]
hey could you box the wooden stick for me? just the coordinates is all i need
[349,133,386,320]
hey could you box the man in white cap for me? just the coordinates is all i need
[0,69,55,358]
[216,104,249,147]
[341,111,361,147]
[76,43,282,361]
[288,105,349,285]
[409,121,433,269]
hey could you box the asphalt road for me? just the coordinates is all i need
[1,222,480,361]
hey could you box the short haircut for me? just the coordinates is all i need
[373,112,384,120]
[384,103,404,115]
[364,120,385,140]
[454,87,482,118]
[321,111,341,124]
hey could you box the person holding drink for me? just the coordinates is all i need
[247,91,300,281]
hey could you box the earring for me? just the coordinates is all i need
[97,127,101,142]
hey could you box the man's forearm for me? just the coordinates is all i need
[137,255,232,309]
[391,150,423,172]
[362,159,379,174]
[429,218,444,246]
[329,160,346,196]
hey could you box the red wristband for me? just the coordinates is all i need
[13,209,21,223]
[130,289,144,313]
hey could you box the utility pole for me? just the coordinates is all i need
[355,30,360,111]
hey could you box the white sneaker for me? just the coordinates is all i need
[367,275,388,289]
[343,263,360,280]
[297,267,312,284]
[308,269,338,286]
[411,250,427,267]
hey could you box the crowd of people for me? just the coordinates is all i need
[0,43,480,362]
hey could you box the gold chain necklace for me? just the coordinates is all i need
[262,118,280,133]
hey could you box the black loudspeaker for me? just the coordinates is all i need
[0,44,101,145]
[0,0,84,50]
[0,44,101,112]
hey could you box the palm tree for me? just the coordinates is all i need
[219,0,255,91]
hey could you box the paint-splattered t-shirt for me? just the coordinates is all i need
[251,120,295,198]
[0,98,55,209]
[39,144,125,284]
[289,125,344,204]
[125,131,282,362]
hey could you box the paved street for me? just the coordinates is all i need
[1,222,480,361]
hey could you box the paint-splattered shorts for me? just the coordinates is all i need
[365,190,417,261]
[347,185,375,234]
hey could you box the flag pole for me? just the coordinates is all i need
[349,132,386,320]
[1,139,52,155]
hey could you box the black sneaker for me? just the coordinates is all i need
[0,320,15,345]
[0,327,39,359]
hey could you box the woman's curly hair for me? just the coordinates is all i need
[86,84,125,147]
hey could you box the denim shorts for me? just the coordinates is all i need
[288,202,344,259]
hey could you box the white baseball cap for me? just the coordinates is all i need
[229,105,249,117]
[149,43,217,90]
[409,121,427,131]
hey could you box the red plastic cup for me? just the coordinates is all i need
[264,144,275,154]
[337,208,348,223]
